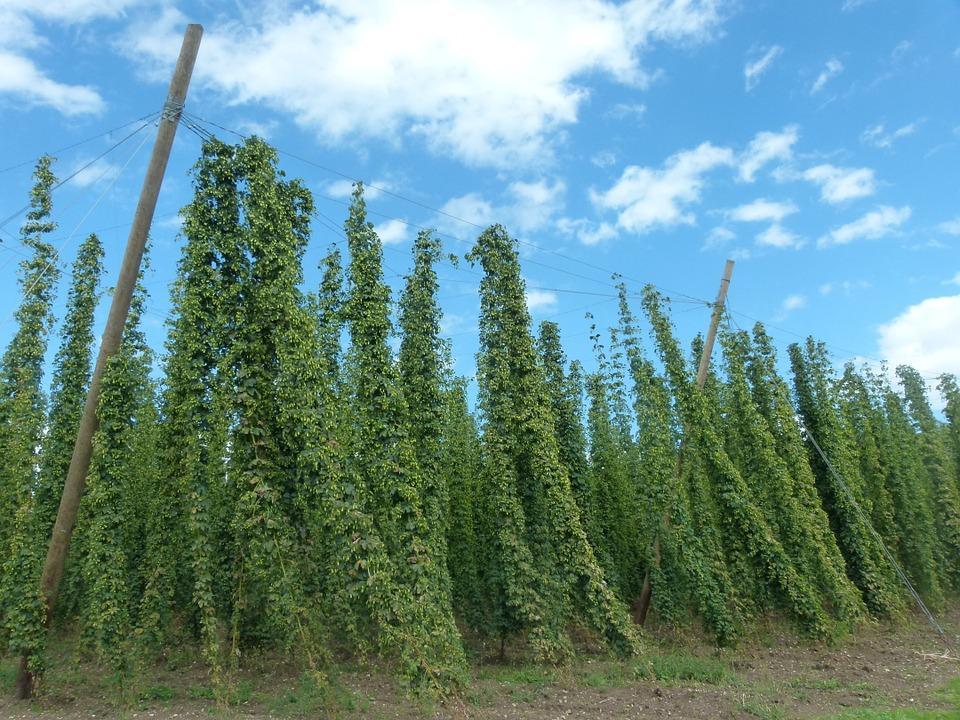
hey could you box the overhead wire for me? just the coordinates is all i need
[1,109,930,384]
[0,114,159,234]
[182,111,714,307]
[0,111,161,175]
[0,124,154,335]
[802,422,956,654]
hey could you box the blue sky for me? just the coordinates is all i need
[1,0,958,394]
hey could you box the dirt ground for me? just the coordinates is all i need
[2,607,958,720]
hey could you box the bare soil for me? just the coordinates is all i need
[2,606,958,720]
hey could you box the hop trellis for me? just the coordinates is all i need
[1,138,958,698]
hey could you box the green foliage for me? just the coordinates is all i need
[0,155,61,682]
[38,234,104,537]
[898,366,960,591]
[441,377,485,629]
[722,329,861,631]
[940,375,960,478]
[536,322,592,527]
[584,323,640,599]
[467,224,638,661]
[789,339,900,615]
[42,234,105,624]
[5,133,958,703]
[315,246,345,392]
[81,277,157,689]
[644,288,829,638]
[745,328,864,624]
[616,282,736,641]
[398,229,450,574]
[341,183,466,693]
[840,366,942,604]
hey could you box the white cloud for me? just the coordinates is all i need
[440,312,474,336]
[744,45,783,91]
[556,217,618,246]
[374,218,409,245]
[842,0,874,9]
[861,120,921,149]
[436,192,494,238]
[69,156,121,187]
[820,279,870,295]
[591,150,617,168]
[818,205,911,248]
[738,125,799,181]
[507,178,567,232]
[938,217,960,236]
[323,178,391,200]
[877,295,960,386]
[605,102,647,121]
[810,58,843,94]
[437,177,565,238]
[0,2,145,116]
[944,271,960,286]
[729,198,798,223]
[591,142,734,233]
[703,226,735,250]
[781,293,807,312]
[525,287,558,312]
[0,50,104,115]
[236,118,279,138]
[123,0,724,168]
[801,164,876,204]
[756,223,803,249]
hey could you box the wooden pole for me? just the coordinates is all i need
[695,259,735,388]
[633,259,735,627]
[14,24,203,699]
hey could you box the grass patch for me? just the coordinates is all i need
[0,658,15,693]
[788,676,842,690]
[634,652,733,686]
[737,695,787,720]
[816,675,960,720]
[263,671,369,718]
[474,664,560,685]
[138,683,175,703]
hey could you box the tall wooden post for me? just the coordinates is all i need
[634,259,735,626]
[14,24,203,699]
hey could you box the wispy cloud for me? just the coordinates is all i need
[744,45,783,91]
[801,164,876,204]
[757,224,804,250]
[738,125,799,182]
[437,177,566,238]
[820,279,871,295]
[556,217,618,246]
[703,226,735,250]
[605,103,646,121]
[729,198,798,223]
[323,178,393,200]
[818,205,911,248]
[590,150,617,168]
[938,217,960,236]
[810,58,843,94]
[778,293,808,319]
[861,120,921,148]
[70,157,121,188]
[592,142,734,233]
